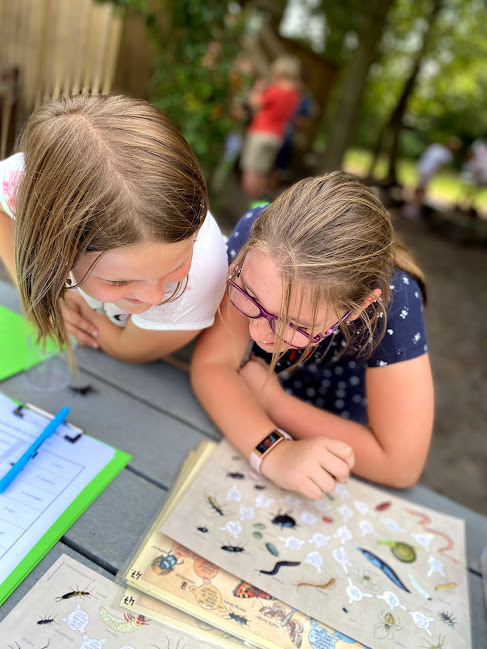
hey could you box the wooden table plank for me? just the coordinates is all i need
[63,469,168,572]
[76,346,219,439]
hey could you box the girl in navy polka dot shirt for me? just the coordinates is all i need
[191,173,433,499]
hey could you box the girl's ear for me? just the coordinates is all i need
[348,288,382,322]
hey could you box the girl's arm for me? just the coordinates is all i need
[191,297,354,500]
[240,354,434,489]
[62,291,201,362]
[0,209,17,284]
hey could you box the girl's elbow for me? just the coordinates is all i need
[386,457,426,489]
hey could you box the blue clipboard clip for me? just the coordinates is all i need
[0,404,82,493]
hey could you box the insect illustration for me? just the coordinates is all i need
[259,560,301,576]
[207,495,225,516]
[439,610,456,628]
[180,581,188,590]
[69,384,96,396]
[151,549,184,576]
[233,580,273,600]
[197,526,209,533]
[260,603,287,619]
[322,516,333,523]
[358,547,410,593]
[373,610,402,640]
[37,615,56,626]
[287,618,304,647]
[375,501,391,511]
[225,610,250,626]
[271,511,297,529]
[434,582,457,591]
[55,586,91,601]
[419,634,445,649]
[265,542,279,556]
[254,484,266,490]
[226,471,245,479]
[221,544,245,553]
[98,607,149,632]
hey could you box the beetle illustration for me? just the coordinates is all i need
[151,549,183,576]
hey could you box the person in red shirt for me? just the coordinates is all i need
[240,55,301,202]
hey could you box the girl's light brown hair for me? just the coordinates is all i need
[14,94,208,350]
[229,172,426,371]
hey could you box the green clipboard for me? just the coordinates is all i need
[0,305,59,382]
[0,397,131,605]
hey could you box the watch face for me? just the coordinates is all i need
[255,430,282,455]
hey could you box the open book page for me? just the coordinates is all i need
[120,586,246,649]
[161,439,471,649]
[0,553,220,648]
[122,440,366,649]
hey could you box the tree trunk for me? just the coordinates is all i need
[321,0,394,173]
[377,0,443,185]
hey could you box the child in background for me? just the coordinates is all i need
[0,95,228,362]
[191,173,434,499]
[403,137,462,219]
[240,54,302,203]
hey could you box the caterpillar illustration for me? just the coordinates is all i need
[98,607,149,632]
[296,578,335,590]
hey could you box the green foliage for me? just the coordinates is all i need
[99,0,245,175]
[356,0,487,157]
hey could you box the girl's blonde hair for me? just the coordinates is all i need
[14,94,208,350]
[230,172,426,370]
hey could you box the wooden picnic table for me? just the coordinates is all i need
[0,279,486,645]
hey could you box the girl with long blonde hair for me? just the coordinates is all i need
[0,95,227,362]
[191,173,433,498]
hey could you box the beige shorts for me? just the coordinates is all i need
[241,132,283,174]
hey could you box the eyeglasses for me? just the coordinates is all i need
[226,267,351,349]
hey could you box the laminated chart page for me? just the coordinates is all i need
[162,439,472,649]
[0,392,126,600]
[0,553,220,649]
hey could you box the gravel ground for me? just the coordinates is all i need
[1,185,485,515]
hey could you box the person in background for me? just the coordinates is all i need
[402,136,462,219]
[240,54,302,205]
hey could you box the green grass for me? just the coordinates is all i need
[343,148,487,214]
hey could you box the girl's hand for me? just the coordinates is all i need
[239,356,283,411]
[261,437,355,500]
[60,291,99,348]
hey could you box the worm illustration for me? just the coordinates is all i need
[358,548,410,593]
[260,561,301,575]
[405,509,459,564]
[98,607,149,632]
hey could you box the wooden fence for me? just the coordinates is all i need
[0,0,123,113]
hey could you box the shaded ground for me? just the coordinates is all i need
[1,178,485,515]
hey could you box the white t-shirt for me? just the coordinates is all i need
[0,152,228,331]
[417,143,452,176]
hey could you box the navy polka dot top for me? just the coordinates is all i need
[227,207,428,425]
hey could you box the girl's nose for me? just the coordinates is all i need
[249,316,273,341]
[136,281,167,305]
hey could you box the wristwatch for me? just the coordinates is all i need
[250,428,292,475]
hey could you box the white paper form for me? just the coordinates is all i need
[0,392,115,586]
